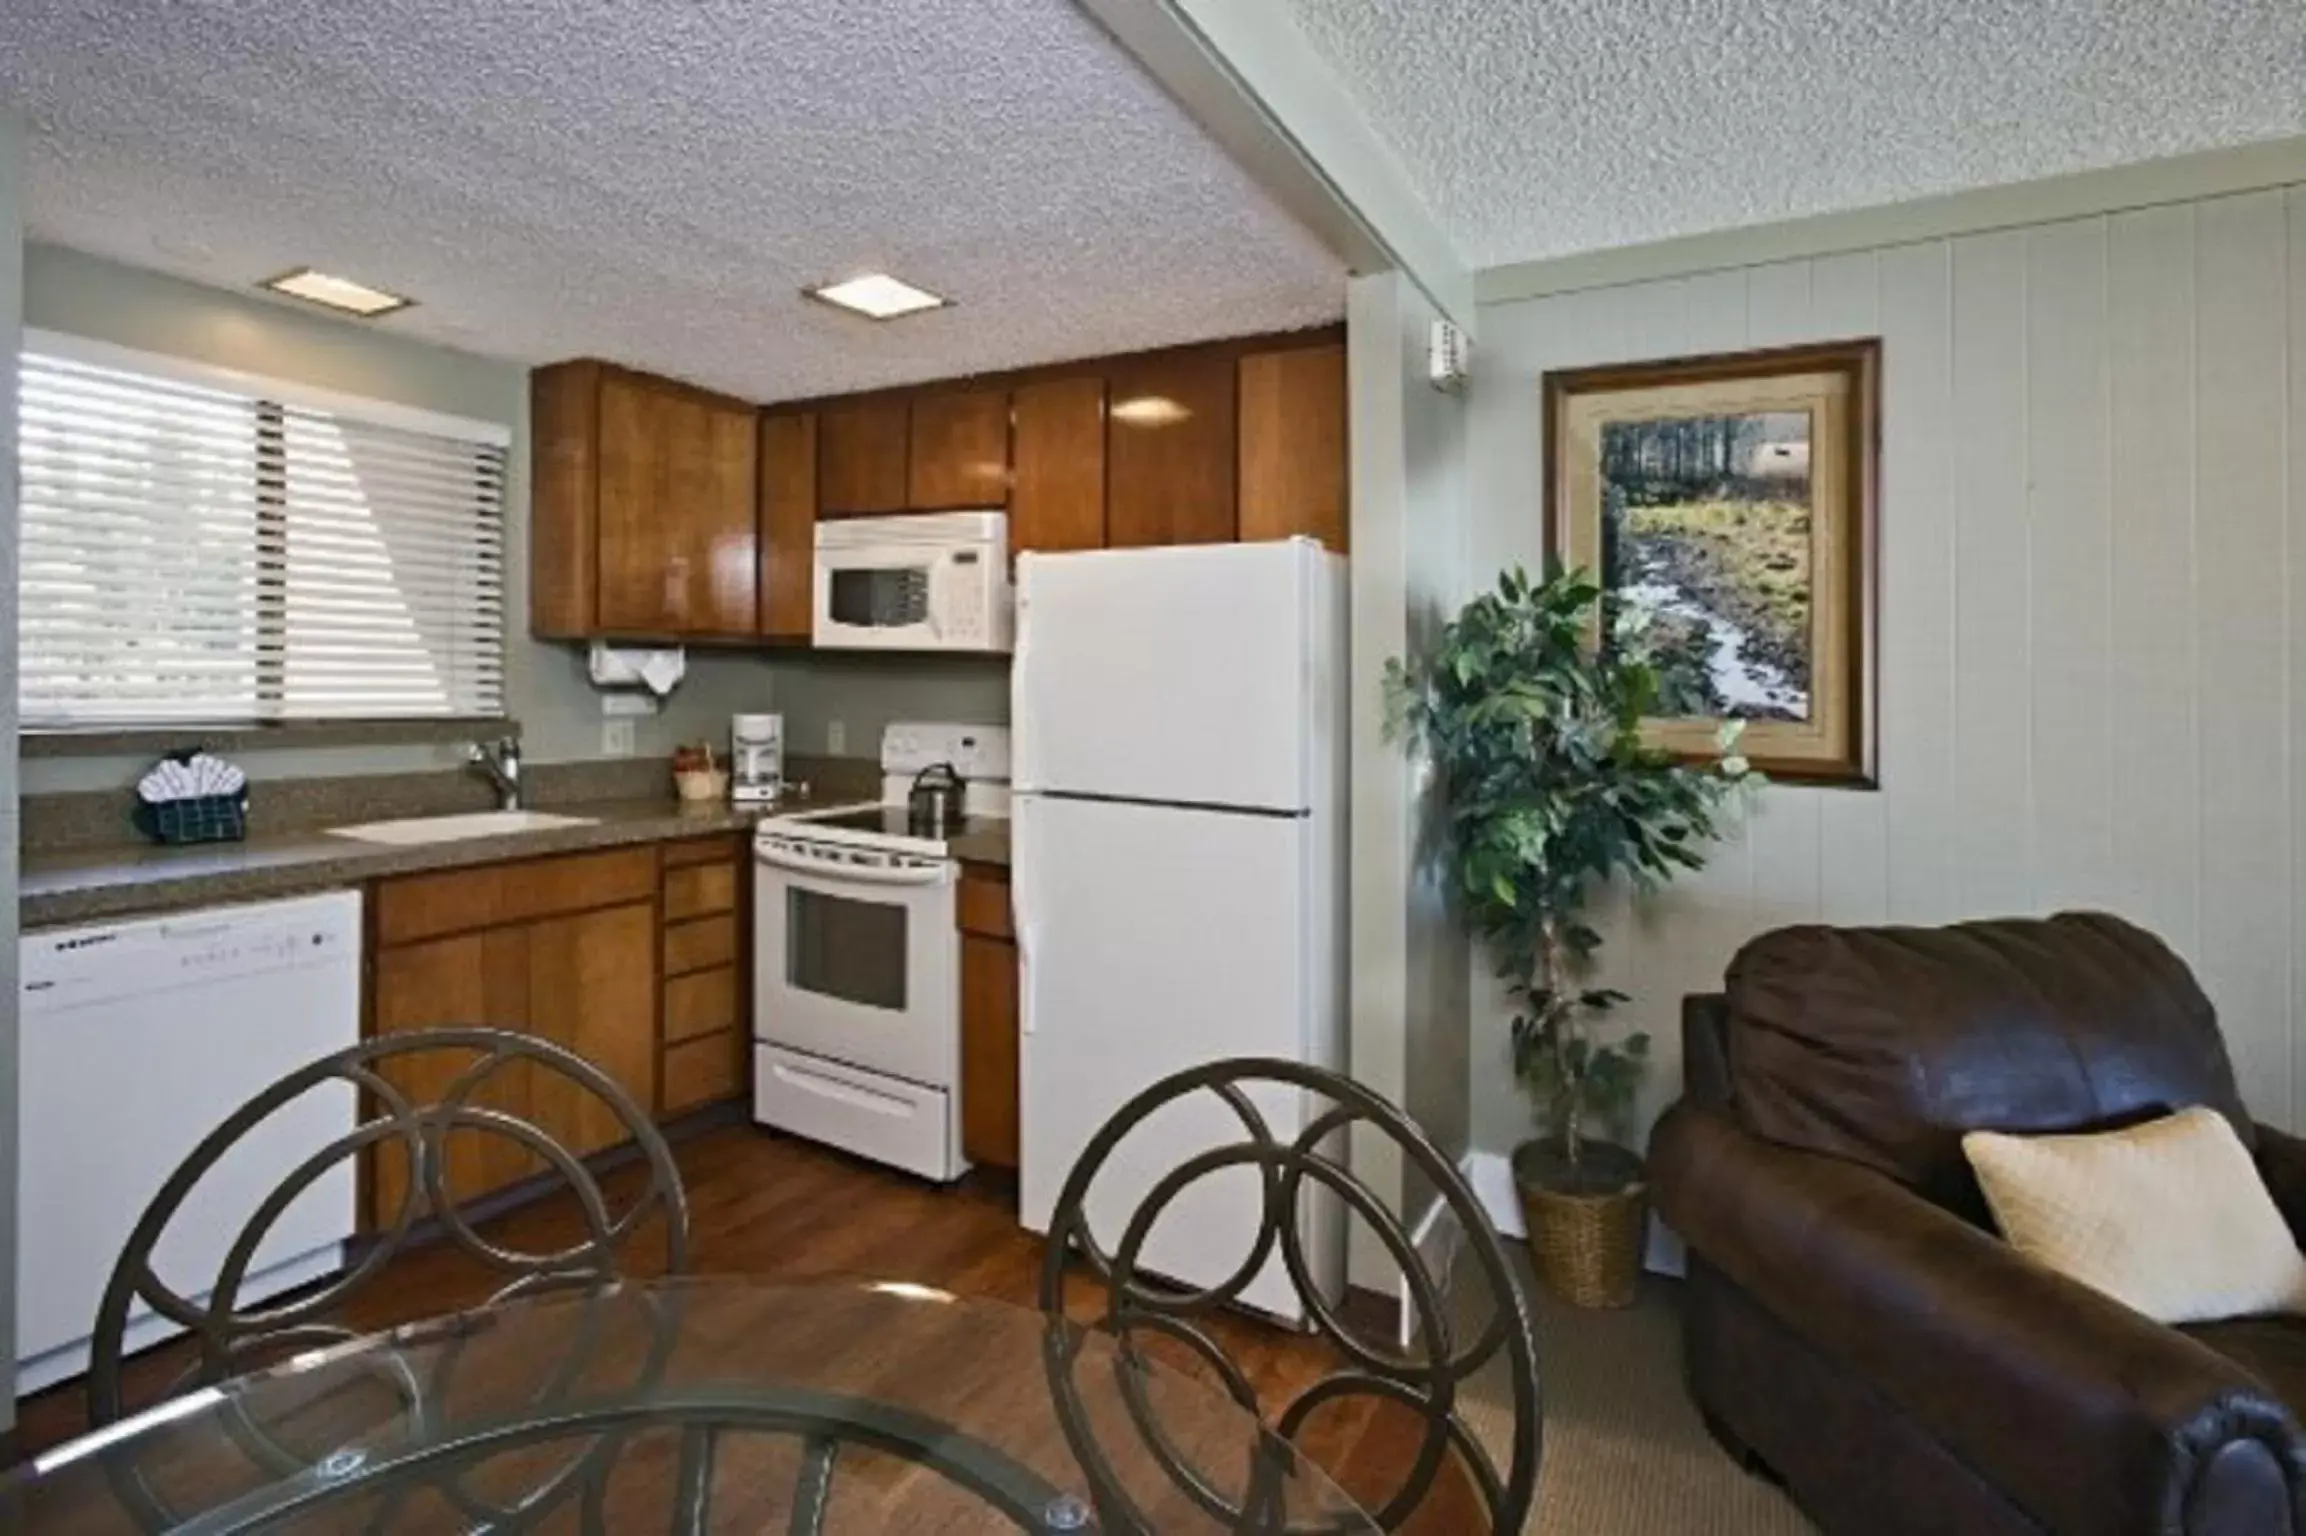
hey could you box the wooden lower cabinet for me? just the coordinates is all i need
[957,863,1019,1170]
[367,888,656,1226]
[655,836,749,1119]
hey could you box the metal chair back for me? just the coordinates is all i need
[1038,1057,1542,1534]
[88,1026,689,1428]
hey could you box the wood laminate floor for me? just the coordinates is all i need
[10,1121,1490,1529]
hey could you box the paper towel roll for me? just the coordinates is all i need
[588,641,687,697]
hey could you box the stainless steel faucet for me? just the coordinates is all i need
[469,736,522,811]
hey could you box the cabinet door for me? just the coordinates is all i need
[370,928,534,1224]
[759,412,817,641]
[694,399,761,634]
[528,902,658,1157]
[907,388,1010,509]
[960,933,1020,1169]
[1010,376,1105,556]
[530,361,602,638]
[1238,343,1347,552]
[595,371,668,631]
[818,397,909,516]
[1106,350,1237,546]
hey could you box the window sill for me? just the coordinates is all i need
[21,716,519,759]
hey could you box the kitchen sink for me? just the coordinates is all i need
[327,810,598,845]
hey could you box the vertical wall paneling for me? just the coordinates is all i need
[1473,180,2306,1151]
[2193,191,2294,1124]
[1811,250,1891,925]
[2290,188,2306,1127]
[2107,206,2204,955]
[2025,218,2116,914]
[1949,231,2037,918]
[1877,242,1962,923]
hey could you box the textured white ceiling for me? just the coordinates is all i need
[1285,0,2306,269]
[0,0,1345,402]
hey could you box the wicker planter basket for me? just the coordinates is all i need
[1513,1138,1647,1309]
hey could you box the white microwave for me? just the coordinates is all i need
[813,511,1014,653]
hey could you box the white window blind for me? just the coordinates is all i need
[18,335,509,727]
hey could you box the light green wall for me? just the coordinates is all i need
[1,113,25,1425]
[765,653,1009,759]
[18,245,782,791]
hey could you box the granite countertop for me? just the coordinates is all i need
[21,794,1012,930]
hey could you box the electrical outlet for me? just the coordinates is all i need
[826,719,846,756]
[601,719,636,758]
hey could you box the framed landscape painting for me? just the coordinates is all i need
[1544,339,1880,786]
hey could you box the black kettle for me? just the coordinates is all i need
[908,762,965,832]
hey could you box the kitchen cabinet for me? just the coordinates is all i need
[531,361,759,639]
[1009,376,1106,556]
[758,411,817,642]
[368,850,659,1226]
[956,862,1018,1170]
[817,397,910,517]
[1238,343,1348,552]
[908,388,1010,509]
[658,836,749,1117]
[1105,349,1238,547]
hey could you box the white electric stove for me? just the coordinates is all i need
[751,722,1009,1182]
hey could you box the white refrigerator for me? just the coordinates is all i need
[1012,538,1346,1321]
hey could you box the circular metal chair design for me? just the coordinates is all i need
[83,1026,690,1529]
[1038,1057,1543,1534]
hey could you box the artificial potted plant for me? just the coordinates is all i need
[1385,567,1751,1308]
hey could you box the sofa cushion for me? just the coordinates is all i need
[2186,1314,2306,1424]
[1724,912,2246,1216]
[1965,1107,2306,1324]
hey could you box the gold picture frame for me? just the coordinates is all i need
[1544,339,1880,787]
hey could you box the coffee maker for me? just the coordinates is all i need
[730,713,784,805]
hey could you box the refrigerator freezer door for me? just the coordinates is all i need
[1013,542,1320,812]
[1015,792,1320,1320]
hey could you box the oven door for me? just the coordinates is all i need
[753,837,958,1087]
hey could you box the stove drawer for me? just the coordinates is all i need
[753,1043,958,1182]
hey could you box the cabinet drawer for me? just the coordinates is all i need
[956,867,1012,940]
[663,1031,743,1114]
[375,847,658,946]
[663,862,738,921]
[664,966,739,1044]
[663,914,737,976]
[663,835,741,869]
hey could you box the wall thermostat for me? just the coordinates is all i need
[1428,319,1472,393]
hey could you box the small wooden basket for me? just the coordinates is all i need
[674,768,729,803]
[1518,1178,1648,1310]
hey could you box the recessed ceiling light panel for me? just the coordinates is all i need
[259,268,414,317]
[807,273,949,320]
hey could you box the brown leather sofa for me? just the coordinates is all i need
[1651,912,2306,1536]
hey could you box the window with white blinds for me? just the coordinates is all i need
[18,334,509,727]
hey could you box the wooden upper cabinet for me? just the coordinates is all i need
[534,361,757,638]
[1105,350,1238,547]
[530,361,602,639]
[907,389,1010,509]
[1009,376,1105,556]
[817,397,910,517]
[1238,343,1348,552]
[758,411,817,641]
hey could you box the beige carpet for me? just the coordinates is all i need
[1461,1259,1814,1535]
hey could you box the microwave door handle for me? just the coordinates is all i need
[754,846,954,887]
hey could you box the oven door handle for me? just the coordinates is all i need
[753,845,954,887]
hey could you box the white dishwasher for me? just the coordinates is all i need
[17,890,363,1395]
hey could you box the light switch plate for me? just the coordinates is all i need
[826,720,847,755]
[601,720,636,757]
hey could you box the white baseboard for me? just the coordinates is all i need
[1399,1179,1467,1349]
[1462,1149,1687,1278]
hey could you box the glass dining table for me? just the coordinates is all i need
[3,1278,1378,1534]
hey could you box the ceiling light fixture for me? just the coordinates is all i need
[259,268,414,318]
[806,273,949,321]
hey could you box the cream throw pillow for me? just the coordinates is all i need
[1962,1107,2306,1325]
